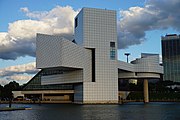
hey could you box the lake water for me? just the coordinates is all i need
[0,102,180,120]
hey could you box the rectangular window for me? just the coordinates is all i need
[110,50,115,60]
[110,42,116,60]
[110,42,115,47]
[75,17,78,28]
[92,49,95,82]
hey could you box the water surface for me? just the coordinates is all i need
[0,102,179,120]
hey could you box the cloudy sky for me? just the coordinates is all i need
[0,0,179,85]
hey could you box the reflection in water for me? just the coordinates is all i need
[81,105,120,120]
[0,102,179,120]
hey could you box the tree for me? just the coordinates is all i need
[2,81,20,99]
[0,84,3,98]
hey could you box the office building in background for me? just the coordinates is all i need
[162,34,180,82]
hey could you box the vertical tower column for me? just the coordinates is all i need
[74,8,118,104]
[41,93,44,100]
[144,79,149,103]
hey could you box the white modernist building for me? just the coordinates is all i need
[35,8,163,104]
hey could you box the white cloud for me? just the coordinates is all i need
[0,62,38,77]
[0,74,32,86]
[0,62,39,85]
[0,5,78,60]
[118,0,180,49]
[8,20,52,39]
[6,74,32,84]
[7,74,32,81]
[0,78,9,86]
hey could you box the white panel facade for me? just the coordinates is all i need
[75,8,118,103]
[41,70,83,85]
[74,10,83,45]
[118,61,135,71]
[36,33,91,69]
[118,53,163,79]
[36,34,63,68]
[132,53,163,74]
[37,33,92,85]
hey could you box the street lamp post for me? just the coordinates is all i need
[124,53,130,63]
